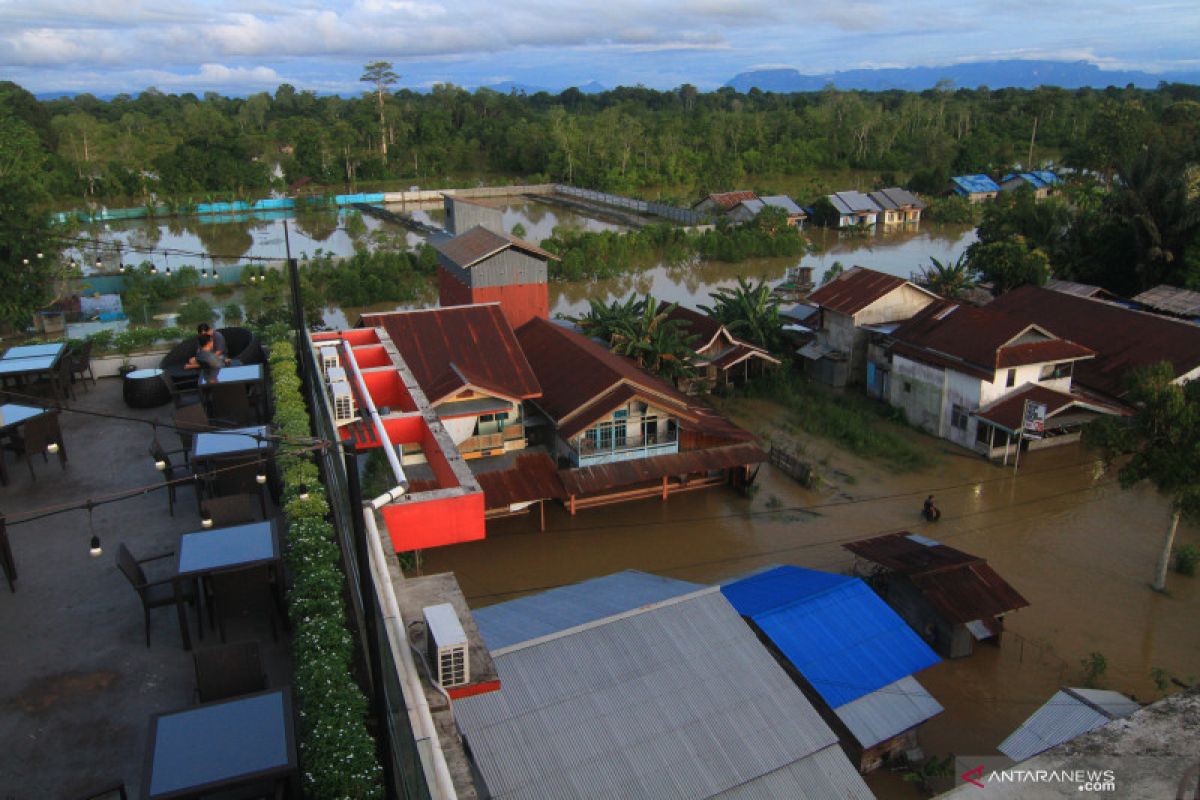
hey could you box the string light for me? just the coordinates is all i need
[298,484,310,501]
[87,503,102,558]
[201,510,213,529]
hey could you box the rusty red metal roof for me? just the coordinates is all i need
[996,339,1094,368]
[362,304,541,405]
[559,442,766,496]
[695,191,759,211]
[434,225,557,269]
[558,385,642,439]
[987,285,1200,400]
[515,317,693,425]
[844,532,1028,623]
[972,384,1129,434]
[808,266,924,316]
[660,303,725,350]
[711,343,780,370]
[476,452,566,508]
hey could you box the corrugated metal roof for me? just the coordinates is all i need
[1132,284,1200,317]
[434,224,557,268]
[558,442,766,496]
[951,174,1001,194]
[827,191,880,216]
[835,676,944,748]
[972,383,1128,434]
[808,266,919,316]
[998,688,1139,762]
[697,190,759,211]
[362,304,542,405]
[759,195,804,215]
[869,187,925,210]
[454,589,872,799]
[1046,279,1107,298]
[1001,171,1061,190]
[987,286,1200,399]
[721,566,940,708]
[472,570,702,650]
[474,452,567,509]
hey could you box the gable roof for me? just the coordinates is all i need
[1045,279,1112,299]
[472,570,702,650]
[433,224,557,269]
[828,191,881,215]
[890,301,1094,379]
[760,195,804,215]
[808,266,931,317]
[695,190,759,211]
[1132,284,1200,318]
[515,317,695,426]
[1001,171,1061,190]
[868,187,925,211]
[951,174,1001,194]
[453,588,873,800]
[721,566,940,709]
[973,383,1129,434]
[844,532,1029,625]
[361,304,541,405]
[998,688,1139,762]
[987,285,1200,398]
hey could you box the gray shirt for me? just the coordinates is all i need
[196,348,223,370]
[211,330,227,356]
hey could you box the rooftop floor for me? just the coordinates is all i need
[0,377,290,798]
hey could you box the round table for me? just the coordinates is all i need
[123,368,171,408]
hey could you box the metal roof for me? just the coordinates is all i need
[972,383,1128,435]
[835,676,944,748]
[434,224,557,268]
[472,570,701,651]
[998,688,1139,762]
[558,442,766,497]
[696,191,759,211]
[1132,284,1200,317]
[868,187,925,211]
[759,195,804,215]
[808,266,924,316]
[1001,171,1061,190]
[1045,279,1108,298]
[721,566,940,708]
[454,589,872,799]
[828,191,880,215]
[951,174,1001,194]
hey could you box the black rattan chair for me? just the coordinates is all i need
[68,341,96,391]
[115,543,197,648]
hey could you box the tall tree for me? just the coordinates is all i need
[916,254,975,299]
[360,61,398,163]
[0,116,59,331]
[568,294,698,382]
[1083,362,1200,591]
[698,277,785,353]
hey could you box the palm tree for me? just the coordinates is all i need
[698,277,785,354]
[567,294,699,382]
[916,254,976,299]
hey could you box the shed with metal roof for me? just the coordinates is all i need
[454,587,873,799]
[997,687,1140,762]
[722,566,942,771]
[950,175,1001,202]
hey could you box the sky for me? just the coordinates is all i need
[2,0,1199,96]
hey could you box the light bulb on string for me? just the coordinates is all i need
[87,503,102,558]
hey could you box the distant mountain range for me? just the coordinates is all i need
[478,80,607,95]
[725,60,1200,92]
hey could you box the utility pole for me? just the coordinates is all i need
[1027,116,1039,167]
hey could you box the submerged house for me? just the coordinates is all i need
[800,266,939,387]
[826,191,881,227]
[997,687,1140,762]
[949,174,1001,203]
[867,187,925,224]
[659,303,781,391]
[999,171,1061,199]
[456,577,874,799]
[692,190,759,217]
[884,300,1122,456]
[845,532,1029,658]
[722,566,942,773]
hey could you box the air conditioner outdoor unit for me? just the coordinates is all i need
[330,380,356,423]
[318,345,340,375]
[424,603,469,688]
[326,366,347,386]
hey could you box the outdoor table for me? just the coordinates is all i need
[123,368,171,408]
[0,404,52,486]
[173,520,281,651]
[190,425,271,462]
[1,343,66,360]
[198,364,266,421]
[141,687,296,799]
[0,355,57,377]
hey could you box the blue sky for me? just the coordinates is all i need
[2,0,1198,95]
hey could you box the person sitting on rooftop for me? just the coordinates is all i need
[185,334,228,370]
[197,323,226,358]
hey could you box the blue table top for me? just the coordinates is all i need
[0,356,55,375]
[177,520,278,576]
[191,426,271,459]
[0,404,49,430]
[144,688,295,799]
[2,343,64,360]
[199,364,263,386]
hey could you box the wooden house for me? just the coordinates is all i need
[658,304,780,392]
[692,190,759,217]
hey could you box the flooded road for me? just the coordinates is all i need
[415,395,1200,796]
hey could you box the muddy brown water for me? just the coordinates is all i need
[415,396,1199,798]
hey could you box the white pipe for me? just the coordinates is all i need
[337,339,408,504]
[363,508,458,800]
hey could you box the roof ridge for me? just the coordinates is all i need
[492,586,720,656]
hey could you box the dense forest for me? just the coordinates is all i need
[3,77,1200,203]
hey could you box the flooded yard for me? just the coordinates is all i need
[416,393,1200,797]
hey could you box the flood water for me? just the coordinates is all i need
[415,396,1200,798]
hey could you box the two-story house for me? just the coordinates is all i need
[801,266,939,387]
[886,301,1123,456]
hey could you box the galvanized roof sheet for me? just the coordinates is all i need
[869,187,925,210]
[472,570,701,651]
[454,589,871,799]
[951,174,1001,194]
[1132,284,1200,317]
[834,675,943,749]
[759,195,803,215]
[998,688,1139,762]
[721,566,940,708]
[434,224,557,268]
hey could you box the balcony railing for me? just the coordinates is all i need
[460,424,525,455]
[570,431,679,467]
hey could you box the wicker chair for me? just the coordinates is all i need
[67,341,96,391]
[115,543,197,648]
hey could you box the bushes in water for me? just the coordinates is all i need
[302,245,438,308]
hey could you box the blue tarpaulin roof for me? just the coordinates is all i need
[1002,171,1061,190]
[951,174,1001,194]
[473,570,702,650]
[722,565,940,708]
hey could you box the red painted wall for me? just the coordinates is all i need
[381,492,485,550]
[438,267,547,329]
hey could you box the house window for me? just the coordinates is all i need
[1040,362,1073,380]
[1005,369,1016,387]
[951,404,969,431]
[613,409,628,419]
